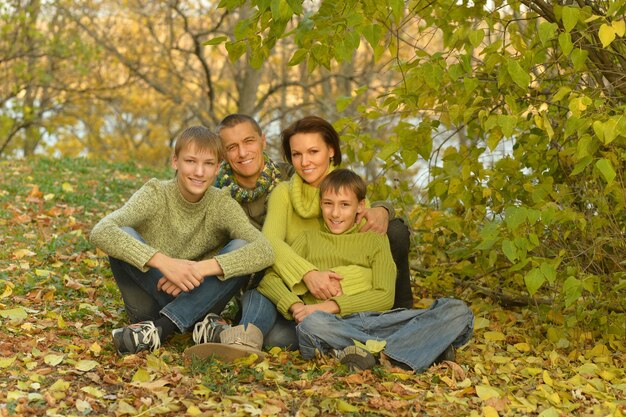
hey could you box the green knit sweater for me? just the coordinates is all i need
[90,178,274,279]
[257,225,396,319]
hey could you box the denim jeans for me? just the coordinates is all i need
[240,289,297,349]
[109,227,249,332]
[296,298,474,372]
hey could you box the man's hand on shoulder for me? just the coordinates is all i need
[357,206,389,234]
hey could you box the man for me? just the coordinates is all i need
[215,114,413,309]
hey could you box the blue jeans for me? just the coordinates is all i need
[109,227,249,332]
[297,298,474,372]
[240,289,298,349]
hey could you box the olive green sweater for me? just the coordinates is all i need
[257,225,396,319]
[90,178,274,278]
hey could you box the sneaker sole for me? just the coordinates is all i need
[183,343,266,365]
[340,346,376,371]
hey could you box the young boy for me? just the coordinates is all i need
[90,125,274,355]
[190,169,473,372]
[263,169,473,371]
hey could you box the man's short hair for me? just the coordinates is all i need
[217,114,262,136]
[174,125,223,161]
[319,169,366,201]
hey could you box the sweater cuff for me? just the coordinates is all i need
[371,201,395,220]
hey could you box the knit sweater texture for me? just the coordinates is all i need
[257,225,396,319]
[90,178,274,278]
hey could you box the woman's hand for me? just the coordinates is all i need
[357,206,389,233]
[302,270,343,300]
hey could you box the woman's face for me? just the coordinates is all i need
[289,132,335,187]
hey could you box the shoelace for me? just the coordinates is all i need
[192,315,224,344]
[132,323,161,351]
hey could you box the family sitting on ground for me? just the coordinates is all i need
[90,115,474,372]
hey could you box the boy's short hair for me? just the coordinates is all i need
[217,114,263,137]
[319,169,367,201]
[174,125,223,161]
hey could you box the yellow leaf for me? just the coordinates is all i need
[483,405,500,417]
[49,379,70,392]
[0,307,27,320]
[187,406,203,416]
[81,386,105,398]
[0,280,14,299]
[58,315,67,329]
[390,372,411,381]
[336,399,359,413]
[543,370,553,386]
[116,400,138,415]
[75,399,92,413]
[132,368,151,383]
[598,369,617,381]
[365,339,386,353]
[587,343,609,358]
[82,258,100,268]
[35,269,53,277]
[269,346,282,355]
[599,23,616,47]
[89,342,102,355]
[44,354,65,366]
[44,193,55,201]
[12,249,36,259]
[62,182,74,192]
[75,360,98,372]
[484,331,506,341]
[476,385,502,400]
[612,19,625,37]
[0,356,16,368]
[514,342,531,352]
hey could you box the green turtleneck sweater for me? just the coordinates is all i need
[90,178,274,279]
[257,224,396,319]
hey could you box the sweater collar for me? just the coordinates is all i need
[321,223,360,235]
[170,178,212,208]
[289,165,335,219]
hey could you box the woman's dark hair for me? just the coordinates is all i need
[280,116,342,166]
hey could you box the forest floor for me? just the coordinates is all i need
[0,157,624,417]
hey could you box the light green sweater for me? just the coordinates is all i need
[90,178,274,279]
[257,225,396,319]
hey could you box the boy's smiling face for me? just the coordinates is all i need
[172,144,219,203]
[320,186,365,234]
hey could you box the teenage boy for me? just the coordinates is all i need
[188,169,473,372]
[90,125,274,354]
[215,114,414,309]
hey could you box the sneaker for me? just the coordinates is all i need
[333,345,376,371]
[192,313,230,344]
[434,345,456,364]
[112,321,161,354]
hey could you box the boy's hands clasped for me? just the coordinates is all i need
[149,252,223,296]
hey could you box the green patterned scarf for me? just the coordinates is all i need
[215,153,281,203]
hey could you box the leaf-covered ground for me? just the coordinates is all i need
[0,157,624,417]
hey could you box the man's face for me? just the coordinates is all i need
[320,186,365,234]
[171,145,219,203]
[219,122,266,188]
